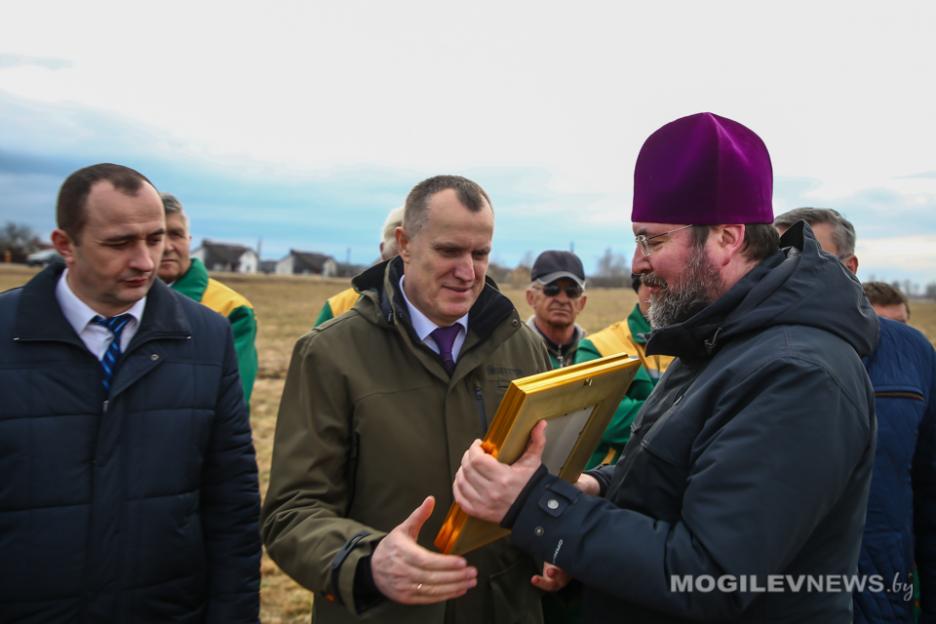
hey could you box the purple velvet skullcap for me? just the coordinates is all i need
[631,112,774,225]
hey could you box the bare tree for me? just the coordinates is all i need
[0,222,42,263]
[592,247,631,287]
[486,261,512,284]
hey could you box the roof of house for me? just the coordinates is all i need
[285,249,335,273]
[198,240,255,267]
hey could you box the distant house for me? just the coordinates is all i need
[276,250,338,277]
[259,260,278,274]
[191,240,259,274]
[334,262,367,278]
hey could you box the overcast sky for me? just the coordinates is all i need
[2,1,934,285]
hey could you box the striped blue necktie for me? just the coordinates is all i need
[91,314,132,392]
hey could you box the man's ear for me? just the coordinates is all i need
[51,228,75,266]
[525,287,536,307]
[845,254,859,274]
[395,226,410,262]
[576,294,588,311]
[711,224,747,266]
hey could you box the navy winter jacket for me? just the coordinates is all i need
[506,223,879,622]
[0,265,261,623]
[855,317,936,623]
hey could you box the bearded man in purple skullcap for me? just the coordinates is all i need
[453,112,879,623]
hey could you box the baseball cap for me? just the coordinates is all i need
[531,250,586,288]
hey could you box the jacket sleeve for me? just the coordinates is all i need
[508,358,872,620]
[261,333,386,614]
[227,305,258,405]
[914,344,936,623]
[203,326,262,623]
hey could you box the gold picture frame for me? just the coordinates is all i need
[434,353,641,555]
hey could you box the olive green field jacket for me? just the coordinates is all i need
[262,257,550,624]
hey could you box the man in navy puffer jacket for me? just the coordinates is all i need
[776,207,936,624]
[0,164,261,622]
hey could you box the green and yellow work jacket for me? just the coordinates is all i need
[171,257,258,404]
[314,287,360,327]
[575,304,673,468]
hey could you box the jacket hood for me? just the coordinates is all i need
[646,221,879,362]
[351,256,518,343]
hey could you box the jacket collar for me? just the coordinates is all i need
[525,316,584,357]
[645,251,784,362]
[14,263,192,349]
[352,257,521,382]
[626,303,652,346]
[170,257,209,301]
[646,221,879,363]
[352,256,516,343]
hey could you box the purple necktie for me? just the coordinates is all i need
[430,325,461,374]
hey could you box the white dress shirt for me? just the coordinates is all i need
[399,276,468,361]
[55,269,146,360]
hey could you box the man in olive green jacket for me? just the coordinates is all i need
[262,176,550,624]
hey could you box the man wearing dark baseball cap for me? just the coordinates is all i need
[526,251,588,368]
[453,112,878,623]
[530,250,586,289]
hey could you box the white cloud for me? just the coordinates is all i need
[2,0,935,277]
[3,1,932,184]
[858,235,936,283]
[0,53,71,70]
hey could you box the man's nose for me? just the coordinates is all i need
[130,242,155,272]
[453,255,475,282]
[632,247,650,273]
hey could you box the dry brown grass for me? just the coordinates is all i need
[2,263,935,621]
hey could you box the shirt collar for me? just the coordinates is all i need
[55,268,147,333]
[398,275,468,342]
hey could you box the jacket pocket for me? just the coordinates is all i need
[874,388,924,402]
[639,399,694,470]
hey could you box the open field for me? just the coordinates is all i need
[2,263,935,622]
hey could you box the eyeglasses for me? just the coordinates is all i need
[540,283,584,299]
[634,224,693,256]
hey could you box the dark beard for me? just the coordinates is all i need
[645,247,721,329]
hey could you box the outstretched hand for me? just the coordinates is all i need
[532,562,573,592]
[371,496,478,604]
[453,420,548,523]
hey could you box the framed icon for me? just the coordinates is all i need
[434,353,641,554]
